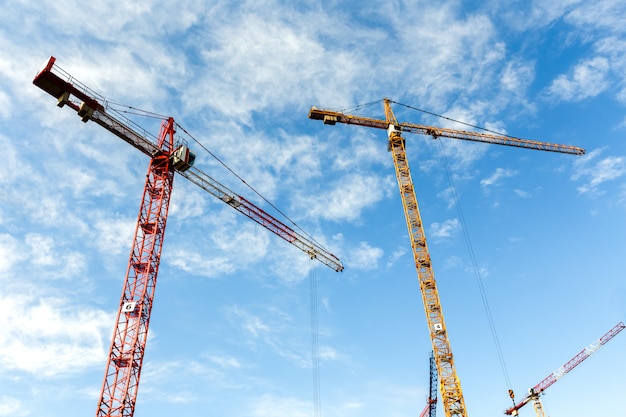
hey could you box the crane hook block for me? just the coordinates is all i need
[171,145,196,172]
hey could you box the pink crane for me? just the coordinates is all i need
[505,321,625,417]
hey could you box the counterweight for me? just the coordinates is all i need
[309,98,584,417]
[33,56,343,417]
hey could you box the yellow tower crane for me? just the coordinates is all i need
[309,99,585,417]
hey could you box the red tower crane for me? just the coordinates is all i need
[505,321,625,417]
[33,56,344,417]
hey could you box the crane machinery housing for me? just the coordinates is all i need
[309,99,585,417]
[505,321,625,417]
[33,56,343,417]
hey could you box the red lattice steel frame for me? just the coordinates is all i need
[33,56,344,417]
[96,118,176,417]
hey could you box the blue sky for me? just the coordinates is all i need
[1,1,625,416]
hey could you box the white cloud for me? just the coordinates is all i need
[480,167,517,189]
[229,306,271,338]
[0,295,112,377]
[302,174,391,223]
[28,234,86,279]
[501,59,536,93]
[349,241,384,271]
[571,148,626,194]
[167,214,272,278]
[0,233,86,281]
[185,6,366,121]
[169,249,235,278]
[532,0,584,26]
[249,394,311,417]
[546,56,610,102]
[93,215,137,256]
[513,188,531,198]
[0,396,21,417]
[564,0,626,32]
[386,244,408,269]
[210,355,242,369]
[0,234,23,278]
[429,218,460,239]
[318,345,341,361]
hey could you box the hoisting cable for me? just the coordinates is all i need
[105,101,170,121]
[175,123,328,249]
[432,119,514,393]
[309,259,322,417]
[391,100,521,139]
[328,99,383,115]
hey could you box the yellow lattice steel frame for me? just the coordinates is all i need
[309,98,585,417]
[386,102,467,417]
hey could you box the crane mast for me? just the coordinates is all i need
[96,117,176,416]
[33,56,343,417]
[309,99,585,417]
[505,321,625,417]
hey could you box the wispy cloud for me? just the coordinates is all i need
[571,148,626,194]
[348,241,384,271]
[545,57,610,102]
[301,174,392,223]
[249,394,311,417]
[0,396,21,417]
[0,294,112,377]
[480,167,517,189]
[429,218,460,239]
[210,355,242,369]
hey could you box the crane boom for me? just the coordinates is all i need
[178,166,343,271]
[309,99,585,417]
[505,321,625,416]
[309,104,585,156]
[34,56,343,273]
[33,56,343,417]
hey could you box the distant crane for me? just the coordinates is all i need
[33,56,344,417]
[419,352,438,417]
[505,321,625,417]
[309,99,585,417]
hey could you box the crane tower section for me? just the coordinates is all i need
[96,118,177,416]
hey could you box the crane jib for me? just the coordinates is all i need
[308,106,586,156]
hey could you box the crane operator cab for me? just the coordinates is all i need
[170,145,196,172]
